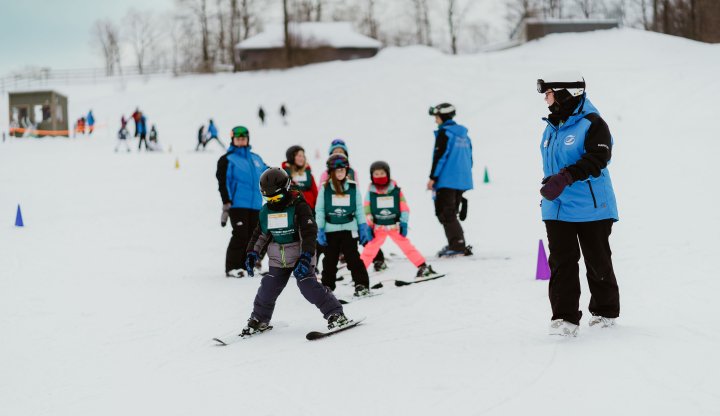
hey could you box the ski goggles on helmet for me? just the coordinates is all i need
[428,104,456,116]
[263,193,285,203]
[231,126,249,138]
[330,138,346,146]
[536,79,586,93]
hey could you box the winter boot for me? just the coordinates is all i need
[437,245,472,258]
[327,313,349,330]
[373,259,388,272]
[226,269,245,278]
[416,263,437,278]
[354,284,370,297]
[241,317,270,337]
[549,319,579,337]
[588,315,616,328]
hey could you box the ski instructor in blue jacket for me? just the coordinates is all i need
[428,103,474,257]
[537,72,620,337]
[216,126,268,278]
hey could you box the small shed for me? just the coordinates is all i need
[235,22,382,71]
[9,90,69,137]
[515,18,620,42]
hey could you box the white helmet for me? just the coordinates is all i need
[537,71,586,97]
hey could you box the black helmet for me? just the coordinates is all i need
[285,145,305,165]
[259,168,291,198]
[326,153,350,172]
[369,161,390,181]
[429,103,456,120]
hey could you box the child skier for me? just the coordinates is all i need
[282,145,319,209]
[315,154,373,295]
[360,161,438,277]
[241,168,349,335]
[318,139,358,184]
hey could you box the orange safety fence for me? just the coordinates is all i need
[9,123,107,137]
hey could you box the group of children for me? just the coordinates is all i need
[238,138,439,336]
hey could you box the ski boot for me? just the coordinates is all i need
[373,259,388,272]
[588,315,616,328]
[354,284,370,298]
[549,319,579,337]
[327,313,349,330]
[241,317,270,337]
[437,245,473,258]
[416,263,437,278]
[226,269,245,278]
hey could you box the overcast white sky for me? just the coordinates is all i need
[0,0,174,75]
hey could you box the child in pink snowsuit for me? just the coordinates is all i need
[360,161,437,278]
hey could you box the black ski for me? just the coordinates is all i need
[338,292,382,304]
[306,317,366,341]
[212,321,288,346]
[371,274,446,289]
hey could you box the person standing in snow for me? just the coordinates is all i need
[216,126,268,278]
[87,110,95,135]
[258,107,266,125]
[427,103,474,257]
[360,161,438,278]
[239,168,350,336]
[131,108,141,137]
[196,124,206,151]
[537,73,620,337]
[315,153,373,296]
[115,127,130,152]
[279,104,287,125]
[137,113,148,151]
[205,119,225,149]
[283,145,319,210]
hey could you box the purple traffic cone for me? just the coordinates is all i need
[536,239,550,280]
[15,204,24,227]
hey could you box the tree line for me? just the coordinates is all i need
[92,0,720,76]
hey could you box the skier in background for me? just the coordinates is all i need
[87,110,95,135]
[137,113,148,151]
[258,107,266,125]
[131,108,141,137]
[536,72,620,337]
[428,102,474,257]
[279,104,288,125]
[240,167,349,336]
[196,124,206,151]
[315,154,373,297]
[216,126,268,278]
[148,125,160,151]
[360,161,438,277]
[115,127,130,152]
[205,119,225,149]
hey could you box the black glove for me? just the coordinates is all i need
[221,202,231,227]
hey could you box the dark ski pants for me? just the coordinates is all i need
[204,136,225,150]
[251,266,343,323]
[225,208,259,273]
[321,231,369,290]
[138,136,148,151]
[434,188,466,250]
[545,219,620,325]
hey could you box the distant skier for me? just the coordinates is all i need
[148,125,160,151]
[428,102,473,257]
[360,161,438,277]
[536,72,620,337]
[216,126,268,278]
[239,167,350,336]
[279,104,287,125]
[258,107,266,125]
[115,127,130,152]
[131,108,141,137]
[87,110,95,135]
[315,153,372,296]
[205,119,225,149]
[283,145,318,209]
[121,115,128,130]
[137,114,148,151]
[196,124,206,151]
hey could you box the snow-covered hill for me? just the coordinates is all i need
[1,29,719,415]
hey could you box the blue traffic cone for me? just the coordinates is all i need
[15,204,24,227]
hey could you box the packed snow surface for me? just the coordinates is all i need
[1,29,719,415]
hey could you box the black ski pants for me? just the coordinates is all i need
[434,188,466,250]
[225,208,259,273]
[251,266,343,323]
[545,219,620,325]
[321,231,369,290]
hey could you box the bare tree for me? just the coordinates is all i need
[176,0,212,71]
[505,0,539,38]
[446,0,474,54]
[216,0,227,64]
[360,0,379,39]
[575,0,594,17]
[411,0,433,45]
[283,0,292,67]
[92,19,122,76]
[123,9,161,74]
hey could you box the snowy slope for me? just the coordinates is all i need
[1,29,719,415]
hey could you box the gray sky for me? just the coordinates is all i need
[0,0,174,75]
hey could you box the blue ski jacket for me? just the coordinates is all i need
[431,120,474,191]
[216,145,268,210]
[540,96,619,222]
